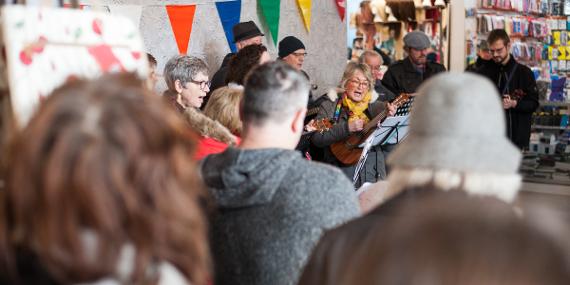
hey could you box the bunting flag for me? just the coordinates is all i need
[259,0,280,45]
[108,5,142,27]
[335,0,345,22]
[297,0,311,32]
[166,5,197,54]
[215,0,241,53]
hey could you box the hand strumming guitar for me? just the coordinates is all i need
[348,119,364,132]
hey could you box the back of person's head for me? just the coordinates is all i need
[241,61,309,127]
[225,44,268,86]
[0,74,210,284]
[325,189,570,285]
[487,29,510,45]
[163,55,208,93]
[386,73,522,202]
[203,87,243,135]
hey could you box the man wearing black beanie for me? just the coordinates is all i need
[278,36,307,71]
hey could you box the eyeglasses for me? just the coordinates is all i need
[349,79,369,88]
[189,80,211,91]
[292,52,308,57]
[489,46,506,55]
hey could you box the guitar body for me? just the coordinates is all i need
[330,132,369,165]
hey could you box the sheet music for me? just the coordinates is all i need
[358,115,410,147]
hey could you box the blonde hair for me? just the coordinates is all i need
[204,87,243,135]
[385,167,522,203]
[339,62,374,92]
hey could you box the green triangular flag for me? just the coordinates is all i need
[259,0,280,45]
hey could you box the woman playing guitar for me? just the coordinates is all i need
[311,62,396,188]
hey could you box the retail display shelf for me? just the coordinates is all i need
[532,125,570,130]
[540,101,570,107]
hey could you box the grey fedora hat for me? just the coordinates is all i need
[387,73,521,174]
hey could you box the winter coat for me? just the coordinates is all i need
[466,56,492,73]
[310,90,388,187]
[200,147,359,285]
[474,55,539,149]
[381,57,446,94]
[182,107,238,160]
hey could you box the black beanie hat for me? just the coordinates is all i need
[278,36,305,58]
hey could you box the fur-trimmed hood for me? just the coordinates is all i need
[319,87,379,103]
[183,107,237,145]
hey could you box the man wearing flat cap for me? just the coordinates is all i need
[381,30,446,95]
[209,21,264,94]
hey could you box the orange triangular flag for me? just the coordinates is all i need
[166,5,196,54]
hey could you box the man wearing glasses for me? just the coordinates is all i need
[381,30,446,95]
[475,29,539,150]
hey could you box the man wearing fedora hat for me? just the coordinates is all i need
[381,30,446,95]
[208,21,265,94]
[298,73,524,280]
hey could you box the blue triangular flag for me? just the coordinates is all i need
[215,0,242,53]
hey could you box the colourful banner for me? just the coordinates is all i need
[215,0,241,53]
[297,0,311,32]
[335,0,345,22]
[259,0,280,45]
[166,5,197,54]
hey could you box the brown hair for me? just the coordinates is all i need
[487,29,510,46]
[225,44,268,86]
[0,74,210,284]
[203,87,243,135]
[300,189,570,285]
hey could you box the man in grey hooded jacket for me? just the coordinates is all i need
[200,61,360,285]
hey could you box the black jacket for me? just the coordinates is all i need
[466,56,492,73]
[210,52,233,92]
[381,57,446,94]
[475,55,539,149]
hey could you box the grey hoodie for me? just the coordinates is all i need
[201,147,359,285]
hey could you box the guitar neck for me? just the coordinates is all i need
[363,110,387,132]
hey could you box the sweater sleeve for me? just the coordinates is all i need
[311,100,351,148]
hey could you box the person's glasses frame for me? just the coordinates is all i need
[188,79,211,91]
[292,52,308,57]
[349,79,369,88]
[488,45,506,55]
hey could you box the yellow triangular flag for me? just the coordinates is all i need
[297,0,311,32]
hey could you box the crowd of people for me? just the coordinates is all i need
[0,20,567,285]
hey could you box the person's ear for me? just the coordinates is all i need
[174,80,183,94]
[291,108,307,134]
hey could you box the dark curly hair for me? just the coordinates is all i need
[225,44,268,86]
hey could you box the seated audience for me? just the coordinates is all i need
[300,73,524,281]
[300,189,570,285]
[311,62,395,188]
[224,44,270,88]
[197,87,243,160]
[200,61,359,285]
[163,55,238,159]
[0,74,210,285]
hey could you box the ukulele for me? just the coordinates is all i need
[330,93,411,165]
[302,118,333,136]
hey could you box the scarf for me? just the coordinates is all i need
[342,91,372,123]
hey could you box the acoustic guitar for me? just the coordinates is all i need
[330,93,411,165]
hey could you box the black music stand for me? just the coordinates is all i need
[353,115,410,186]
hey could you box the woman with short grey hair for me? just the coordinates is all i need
[163,55,210,112]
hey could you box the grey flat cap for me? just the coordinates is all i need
[403,31,431,50]
[387,73,521,174]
